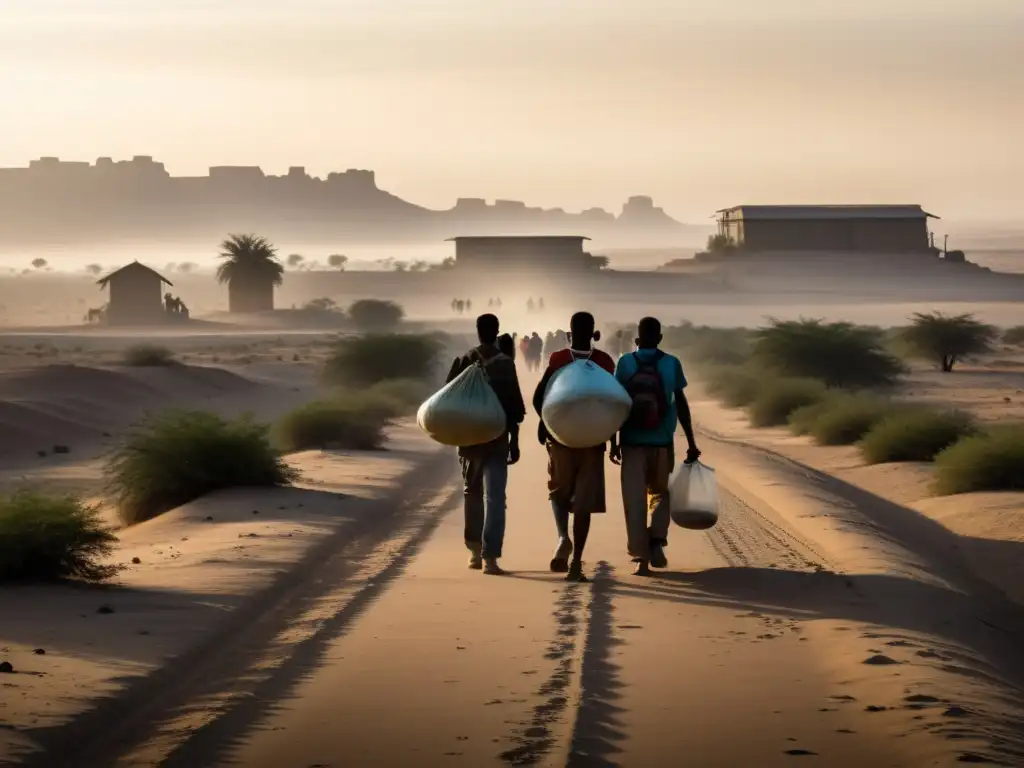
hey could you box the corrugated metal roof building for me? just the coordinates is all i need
[715,205,939,253]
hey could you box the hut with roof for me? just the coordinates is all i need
[713,205,938,253]
[96,261,173,325]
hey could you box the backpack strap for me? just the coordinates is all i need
[632,350,663,367]
[478,351,511,374]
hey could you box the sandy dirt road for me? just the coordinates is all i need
[23,409,1024,768]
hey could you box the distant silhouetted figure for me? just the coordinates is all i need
[451,298,459,313]
[495,297,503,309]
[498,333,516,360]
[526,297,535,313]
[456,299,465,314]
[526,332,543,371]
[466,299,473,312]
[538,297,546,312]
[488,298,494,307]
[614,329,627,357]
[542,331,556,360]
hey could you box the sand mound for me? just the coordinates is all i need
[915,492,1024,607]
[117,362,260,397]
[0,363,160,402]
[0,362,268,462]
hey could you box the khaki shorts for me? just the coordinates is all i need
[547,442,606,514]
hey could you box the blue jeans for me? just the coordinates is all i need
[461,445,509,559]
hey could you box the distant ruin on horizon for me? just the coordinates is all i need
[0,155,700,248]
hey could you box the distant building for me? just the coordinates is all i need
[447,235,593,270]
[714,205,938,253]
[97,261,173,325]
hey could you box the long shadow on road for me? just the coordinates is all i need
[616,566,1024,767]
[155,488,461,768]
[20,458,459,768]
[566,561,628,768]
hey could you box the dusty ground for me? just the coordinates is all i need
[0,333,339,500]
[688,349,1024,612]
[2,362,1024,766]
[3,267,1024,330]
[1,313,1024,766]
[899,354,1024,424]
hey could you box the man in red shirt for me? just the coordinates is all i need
[532,311,616,582]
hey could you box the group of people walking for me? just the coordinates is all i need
[445,311,701,582]
[449,297,547,316]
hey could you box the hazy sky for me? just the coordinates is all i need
[2,0,1022,222]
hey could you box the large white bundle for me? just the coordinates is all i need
[417,364,506,446]
[541,359,632,448]
[669,461,719,530]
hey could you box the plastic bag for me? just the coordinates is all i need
[417,364,506,446]
[541,359,632,448]
[669,460,719,530]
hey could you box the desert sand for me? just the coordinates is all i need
[689,355,1024,610]
[3,353,1024,767]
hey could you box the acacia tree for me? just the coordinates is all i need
[899,312,998,373]
[85,263,103,276]
[216,234,285,313]
[31,258,47,270]
[327,254,348,270]
[286,253,305,270]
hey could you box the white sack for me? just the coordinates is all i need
[417,364,506,446]
[541,359,632,448]
[669,461,719,529]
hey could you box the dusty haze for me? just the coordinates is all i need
[2,0,1023,227]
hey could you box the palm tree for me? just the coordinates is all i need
[216,234,285,313]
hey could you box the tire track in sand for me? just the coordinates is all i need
[24,456,458,768]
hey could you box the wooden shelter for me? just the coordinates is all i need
[97,261,173,325]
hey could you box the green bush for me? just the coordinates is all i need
[859,408,975,464]
[663,324,752,366]
[700,365,763,407]
[792,392,895,446]
[933,425,1024,494]
[365,378,433,411]
[123,344,175,366]
[0,492,120,582]
[787,399,832,436]
[105,410,298,525]
[898,312,998,372]
[753,319,904,388]
[323,333,443,388]
[1002,326,1024,346]
[747,377,827,427]
[348,299,404,330]
[276,398,388,452]
[275,380,430,453]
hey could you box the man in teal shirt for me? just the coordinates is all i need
[611,317,701,575]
